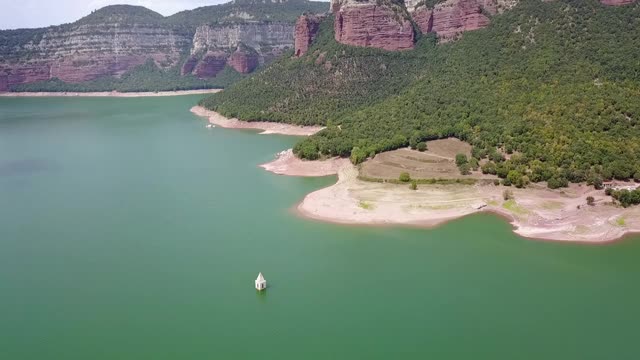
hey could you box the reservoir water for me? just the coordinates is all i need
[1,96,639,359]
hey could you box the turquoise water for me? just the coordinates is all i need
[1,96,639,359]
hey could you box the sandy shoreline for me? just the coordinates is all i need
[259,149,349,177]
[0,89,222,98]
[191,106,324,136]
[189,104,639,244]
[257,152,640,243]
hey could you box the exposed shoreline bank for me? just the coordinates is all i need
[258,150,640,244]
[191,106,324,136]
[191,106,639,244]
[0,89,223,98]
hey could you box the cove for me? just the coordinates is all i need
[1,96,639,359]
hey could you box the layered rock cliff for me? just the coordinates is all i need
[332,0,415,51]
[328,0,520,50]
[415,0,493,42]
[0,21,190,89]
[295,15,325,57]
[183,23,294,77]
[0,0,328,91]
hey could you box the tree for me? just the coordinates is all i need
[409,132,422,149]
[507,170,522,188]
[350,147,368,165]
[547,177,568,189]
[482,161,497,175]
[586,196,595,206]
[469,157,479,171]
[455,154,468,167]
[399,172,411,182]
[459,163,471,175]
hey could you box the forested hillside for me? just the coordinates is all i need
[200,0,640,187]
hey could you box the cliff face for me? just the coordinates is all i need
[228,46,260,73]
[184,23,294,77]
[426,0,493,42]
[327,0,523,50]
[294,15,325,57]
[0,23,190,89]
[332,0,415,51]
[0,1,329,91]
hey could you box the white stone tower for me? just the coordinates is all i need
[255,272,267,291]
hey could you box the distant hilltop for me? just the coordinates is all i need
[0,0,328,92]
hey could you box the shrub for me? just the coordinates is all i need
[399,172,411,182]
[350,147,368,165]
[547,177,568,189]
[455,154,468,167]
[503,189,514,201]
[469,157,479,171]
[459,163,471,175]
[410,180,418,190]
[416,142,427,152]
[586,196,595,206]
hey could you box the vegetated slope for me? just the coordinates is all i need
[168,0,329,26]
[200,0,640,187]
[75,5,166,26]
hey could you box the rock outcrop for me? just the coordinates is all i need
[328,0,525,50]
[228,45,260,73]
[181,56,200,76]
[428,0,493,42]
[193,51,229,78]
[182,22,295,77]
[294,15,325,57]
[332,0,415,51]
[412,7,434,34]
[191,23,294,64]
[600,0,636,5]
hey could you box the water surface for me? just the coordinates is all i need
[1,96,639,359]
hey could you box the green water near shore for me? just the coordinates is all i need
[1,96,639,359]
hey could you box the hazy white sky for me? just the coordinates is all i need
[0,0,227,30]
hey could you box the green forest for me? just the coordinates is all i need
[200,0,640,187]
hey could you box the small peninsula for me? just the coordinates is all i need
[194,108,640,243]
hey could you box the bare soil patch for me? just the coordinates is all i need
[360,138,497,181]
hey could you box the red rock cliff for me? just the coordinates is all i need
[193,51,229,78]
[332,0,415,51]
[414,0,493,43]
[228,46,260,73]
[295,15,325,57]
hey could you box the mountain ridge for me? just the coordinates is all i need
[0,0,329,92]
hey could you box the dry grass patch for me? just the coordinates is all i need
[360,138,498,182]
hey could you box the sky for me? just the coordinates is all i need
[0,0,228,30]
